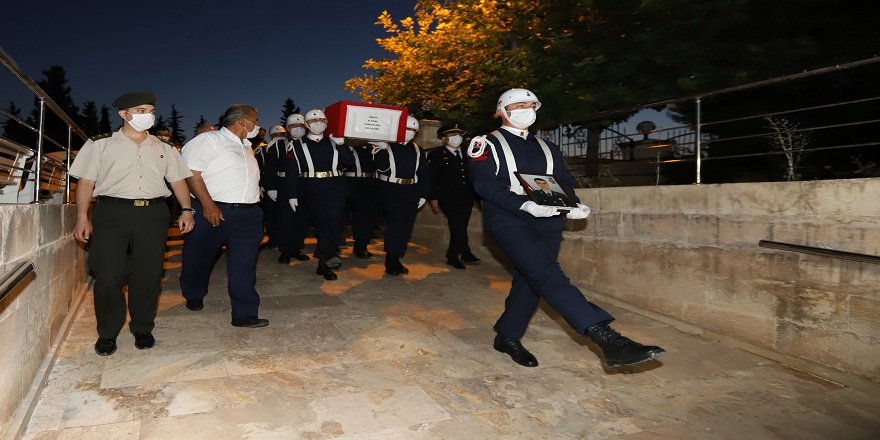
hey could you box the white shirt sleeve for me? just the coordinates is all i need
[181,133,216,172]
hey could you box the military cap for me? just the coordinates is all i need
[112,91,157,109]
[437,122,464,138]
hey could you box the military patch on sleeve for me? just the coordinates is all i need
[89,132,112,141]
[471,150,491,162]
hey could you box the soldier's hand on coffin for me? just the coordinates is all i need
[330,136,345,145]
[520,201,558,218]
[266,190,278,202]
[289,198,298,212]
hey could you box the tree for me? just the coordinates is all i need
[153,115,167,132]
[280,98,301,124]
[27,66,81,152]
[98,105,112,133]
[169,105,185,144]
[2,102,34,147]
[79,101,100,137]
[193,115,209,135]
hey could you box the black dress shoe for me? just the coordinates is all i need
[185,298,204,311]
[461,254,481,265]
[295,251,310,261]
[94,338,117,356]
[134,332,155,350]
[586,324,665,368]
[316,262,338,280]
[231,317,269,328]
[493,334,538,367]
[446,258,466,269]
[354,248,373,258]
[278,254,291,264]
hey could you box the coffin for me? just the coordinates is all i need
[324,101,408,143]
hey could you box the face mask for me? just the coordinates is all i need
[127,113,155,132]
[308,121,327,135]
[447,135,463,148]
[506,108,537,129]
[243,120,260,139]
[289,126,306,139]
[405,130,416,143]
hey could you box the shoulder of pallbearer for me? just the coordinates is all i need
[324,101,409,144]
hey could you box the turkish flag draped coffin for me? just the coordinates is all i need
[324,101,408,143]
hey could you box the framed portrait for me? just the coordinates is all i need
[514,172,578,209]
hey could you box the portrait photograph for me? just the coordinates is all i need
[514,172,578,209]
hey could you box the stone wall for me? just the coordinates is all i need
[412,178,880,388]
[0,205,87,439]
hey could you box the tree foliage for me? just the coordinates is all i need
[280,98,301,124]
[79,101,100,137]
[169,105,185,144]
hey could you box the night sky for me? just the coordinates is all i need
[2,0,418,134]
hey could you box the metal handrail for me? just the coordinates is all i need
[758,240,880,265]
[0,261,35,302]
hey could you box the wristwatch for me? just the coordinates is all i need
[181,208,196,215]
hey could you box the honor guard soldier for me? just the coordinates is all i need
[372,115,430,276]
[180,104,269,328]
[277,114,311,263]
[286,109,355,280]
[70,91,196,356]
[344,143,380,258]
[257,125,287,248]
[468,88,665,368]
[427,122,480,269]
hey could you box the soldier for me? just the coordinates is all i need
[70,91,195,356]
[468,88,665,368]
[277,114,311,263]
[258,125,287,248]
[344,143,380,258]
[373,116,430,276]
[286,109,354,280]
[427,122,480,269]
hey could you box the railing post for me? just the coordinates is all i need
[695,97,702,185]
[65,126,72,204]
[34,97,45,204]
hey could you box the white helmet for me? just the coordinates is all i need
[406,115,419,131]
[496,88,541,116]
[304,109,326,122]
[268,125,286,136]
[286,113,304,126]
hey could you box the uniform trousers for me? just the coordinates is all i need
[261,196,279,245]
[379,182,420,257]
[486,212,614,339]
[301,177,347,261]
[180,199,263,320]
[438,198,474,259]
[277,186,308,257]
[346,177,380,249]
[89,198,170,339]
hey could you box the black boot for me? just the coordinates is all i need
[493,334,538,367]
[295,250,310,261]
[278,253,291,264]
[316,261,338,280]
[586,324,665,368]
[385,254,409,276]
[354,246,373,258]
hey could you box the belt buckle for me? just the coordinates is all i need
[134,199,148,207]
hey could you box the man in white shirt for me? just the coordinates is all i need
[179,104,268,328]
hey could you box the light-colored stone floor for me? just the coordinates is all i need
[20,237,880,439]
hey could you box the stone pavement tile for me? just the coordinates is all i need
[793,387,880,434]
[420,376,513,416]
[139,399,314,439]
[23,351,106,434]
[22,421,140,440]
[473,400,639,440]
[99,349,228,389]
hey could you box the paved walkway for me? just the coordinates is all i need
[20,234,880,439]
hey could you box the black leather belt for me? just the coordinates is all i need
[98,196,164,206]
[214,201,259,208]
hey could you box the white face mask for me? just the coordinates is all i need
[506,108,537,129]
[405,130,416,143]
[243,120,260,139]
[127,113,155,132]
[308,121,327,135]
[288,126,306,139]
[447,135,463,148]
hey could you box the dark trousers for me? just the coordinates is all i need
[261,197,279,245]
[180,199,263,320]
[379,182,420,257]
[88,199,170,338]
[277,190,309,257]
[301,178,347,261]
[347,177,380,249]
[487,214,614,339]
[439,199,474,259]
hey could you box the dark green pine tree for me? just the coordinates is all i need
[98,105,112,133]
[169,105,185,144]
[280,98,301,124]
[3,102,34,147]
[153,115,167,133]
[27,66,81,151]
[193,115,209,136]
[79,101,100,137]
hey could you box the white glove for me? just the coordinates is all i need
[266,190,278,201]
[566,203,591,219]
[370,142,389,155]
[289,198,298,212]
[520,201,558,218]
[418,198,426,209]
[330,136,345,145]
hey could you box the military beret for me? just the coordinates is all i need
[437,122,464,138]
[112,91,157,109]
